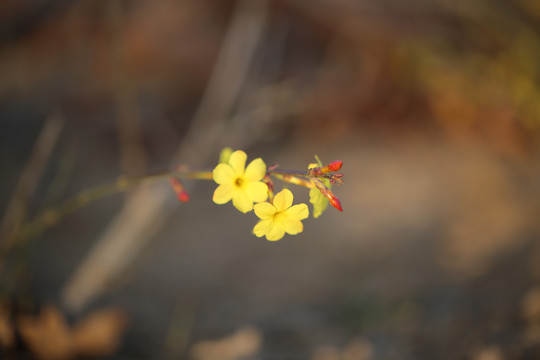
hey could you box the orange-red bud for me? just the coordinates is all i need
[328,194,342,212]
[309,160,343,175]
[178,191,190,203]
[322,187,342,212]
[170,177,190,203]
[328,160,342,172]
[311,177,343,212]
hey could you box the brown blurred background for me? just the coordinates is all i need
[1,0,540,359]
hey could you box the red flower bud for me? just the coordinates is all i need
[310,161,343,175]
[328,160,342,172]
[312,178,343,212]
[328,195,342,212]
[170,177,190,203]
[178,190,190,203]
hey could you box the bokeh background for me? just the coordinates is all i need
[2,0,540,359]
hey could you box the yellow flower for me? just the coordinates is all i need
[253,189,309,241]
[213,150,268,213]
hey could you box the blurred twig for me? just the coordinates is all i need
[62,0,269,312]
[7,171,177,247]
[0,112,63,250]
[38,142,78,210]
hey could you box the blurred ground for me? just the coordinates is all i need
[1,0,540,359]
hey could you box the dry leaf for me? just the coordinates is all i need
[190,327,262,360]
[72,308,129,356]
[472,346,503,360]
[17,305,128,360]
[17,306,73,360]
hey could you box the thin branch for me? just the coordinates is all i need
[5,165,322,250]
[0,112,63,249]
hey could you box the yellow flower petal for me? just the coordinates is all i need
[266,225,285,241]
[254,202,276,219]
[253,219,273,237]
[280,217,303,235]
[213,164,235,185]
[213,184,234,204]
[244,158,266,181]
[232,189,253,213]
[284,203,309,221]
[246,181,268,203]
[229,150,247,176]
[273,189,293,212]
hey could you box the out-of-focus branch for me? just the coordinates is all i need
[0,112,63,250]
[62,0,269,312]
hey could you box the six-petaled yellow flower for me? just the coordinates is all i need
[212,150,268,213]
[253,189,309,241]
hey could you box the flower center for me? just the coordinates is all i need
[272,212,285,223]
[235,177,244,187]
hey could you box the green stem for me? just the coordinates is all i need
[270,173,314,188]
[2,169,214,254]
[268,168,335,180]
[2,166,328,256]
